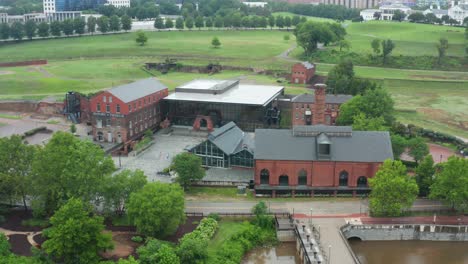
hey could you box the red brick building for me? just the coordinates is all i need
[253,125,393,197]
[89,78,168,147]
[291,62,316,84]
[291,84,352,126]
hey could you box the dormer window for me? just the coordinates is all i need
[317,133,331,159]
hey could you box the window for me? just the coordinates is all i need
[339,171,348,187]
[279,175,289,186]
[106,104,110,113]
[357,176,367,187]
[96,119,102,128]
[318,144,330,155]
[97,103,101,112]
[260,169,269,184]
[109,96,112,103]
[106,119,111,127]
[138,101,141,107]
[103,96,106,102]
[295,113,299,119]
[133,103,136,109]
[128,104,132,112]
[298,169,307,185]
[116,104,121,113]
[325,115,331,125]
[129,120,132,128]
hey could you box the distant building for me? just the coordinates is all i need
[163,79,284,132]
[448,2,468,23]
[423,7,448,19]
[291,62,315,84]
[242,1,268,7]
[360,9,380,20]
[89,78,168,148]
[254,125,393,197]
[319,0,378,9]
[43,0,105,14]
[291,84,352,126]
[379,2,412,20]
[105,0,131,8]
[0,13,9,23]
[189,122,255,168]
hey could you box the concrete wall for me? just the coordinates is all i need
[342,224,468,242]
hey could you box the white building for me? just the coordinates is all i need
[423,7,448,19]
[379,2,412,20]
[242,2,268,8]
[43,0,56,14]
[448,2,468,23]
[106,0,131,8]
[360,9,380,20]
[0,13,7,23]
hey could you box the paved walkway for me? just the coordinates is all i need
[0,227,41,247]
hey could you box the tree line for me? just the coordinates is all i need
[0,15,132,41]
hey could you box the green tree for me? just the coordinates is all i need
[407,137,429,164]
[294,21,336,55]
[283,34,290,41]
[175,17,184,29]
[352,113,387,131]
[37,22,49,37]
[292,15,301,26]
[127,182,185,237]
[137,239,180,264]
[338,39,351,52]
[390,134,408,160]
[241,16,251,28]
[369,160,419,216]
[117,256,139,264]
[70,124,77,134]
[0,233,10,256]
[371,38,381,57]
[284,16,292,28]
[268,15,275,29]
[31,131,115,215]
[211,36,221,48]
[97,15,110,33]
[154,16,165,29]
[24,20,36,40]
[171,152,205,190]
[0,23,9,40]
[436,37,448,65]
[42,198,113,263]
[252,201,268,216]
[73,17,86,35]
[185,17,194,29]
[381,39,395,65]
[0,135,36,210]
[109,15,121,31]
[165,17,174,29]
[392,10,406,21]
[204,17,212,28]
[121,15,132,31]
[276,15,284,28]
[87,16,97,34]
[102,169,147,216]
[231,13,242,28]
[214,16,223,28]
[415,155,435,197]
[62,19,74,36]
[50,21,62,37]
[195,15,204,29]
[135,30,148,46]
[177,236,208,264]
[10,21,24,41]
[430,157,468,213]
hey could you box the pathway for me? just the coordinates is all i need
[0,227,42,247]
[276,44,299,62]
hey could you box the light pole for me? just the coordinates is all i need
[310,208,313,227]
[328,245,332,264]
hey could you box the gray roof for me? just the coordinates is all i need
[254,128,393,162]
[292,93,353,104]
[293,125,352,136]
[207,122,254,155]
[108,78,167,103]
[431,9,448,15]
[300,62,315,69]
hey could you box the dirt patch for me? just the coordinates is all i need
[101,232,140,261]
[417,108,466,130]
[0,70,14,75]
[165,216,203,243]
[8,234,33,256]
[33,233,46,246]
[0,210,43,232]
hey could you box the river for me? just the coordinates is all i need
[242,242,300,264]
[349,240,468,264]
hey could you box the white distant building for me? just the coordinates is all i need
[448,1,468,23]
[242,2,268,8]
[0,12,7,23]
[43,0,56,14]
[379,2,412,20]
[106,0,131,8]
[360,9,380,20]
[423,6,448,19]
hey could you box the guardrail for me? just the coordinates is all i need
[294,225,313,264]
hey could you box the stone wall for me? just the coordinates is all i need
[0,101,38,112]
[342,224,468,242]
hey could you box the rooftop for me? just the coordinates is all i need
[299,61,315,69]
[292,93,353,104]
[207,122,254,155]
[165,79,284,106]
[107,78,167,103]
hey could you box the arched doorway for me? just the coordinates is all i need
[193,115,214,131]
[260,169,270,185]
[279,175,289,186]
[298,169,307,186]
[97,132,103,141]
[339,171,348,187]
[357,176,367,187]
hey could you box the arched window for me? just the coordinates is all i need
[357,176,367,187]
[298,169,307,186]
[260,169,269,185]
[339,171,348,187]
[279,175,289,186]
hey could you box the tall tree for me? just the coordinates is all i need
[97,16,110,33]
[204,17,212,28]
[109,15,121,31]
[430,157,468,213]
[294,21,336,55]
[154,16,165,29]
[381,39,395,65]
[371,38,381,57]
[135,30,148,46]
[62,19,74,36]
[175,17,184,29]
[10,21,24,41]
[73,17,86,35]
[415,155,435,197]
[42,198,113,263]
[436,38,448,65]
[352,113,387,131]
[268,15,275,29]
[407,137,429,164]
[24,20,37,40]
[284,16,292,29]
[392,10,406,21]
[276,15,284,28]
[214,16,223,28]
[241,16,251,28]
[171,152,205,190]
[127,183,185,237]
[121,15,132,31]
[37,21,49,37]
[165,17,174,29]
[0,136,36,211]
[50,21,62,37]
[390,134,408,160]
[369,160,419,216]
[0,23,9,40]
[31,132,115,215]
[137,238,180,264]
[87,16,97,34]
[185,17,194,30]
[195,15,204,29]
[292,15,301,26]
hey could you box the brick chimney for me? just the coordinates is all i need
[313,83,326,125]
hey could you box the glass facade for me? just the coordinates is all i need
[191,140,254,168]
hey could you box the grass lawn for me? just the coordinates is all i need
[272,12,336,22]
[0,113,21,119]
[207,220,246,261]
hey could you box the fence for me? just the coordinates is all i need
[192,180,250,186]
[184,211,290,218]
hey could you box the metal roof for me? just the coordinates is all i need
[254,128,393,162]
[292,93,353,104]
[300,62,315,69]
[107,78,167,103]
[165,82,284,106]
[207,122,254,155]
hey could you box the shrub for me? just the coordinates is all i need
[131,236,143,243]
[177,217,218,264]
[207,213,220,221]
[0,233,10,256]
[0,215,5,225]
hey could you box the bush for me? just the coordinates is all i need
[23,126,47,137]
[0,215,5,225]
[177,217,218,264]
[0,233,10,256]
[131,236,143,243]
[207,213,220,221]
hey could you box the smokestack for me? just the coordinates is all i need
[313,84,326,125]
